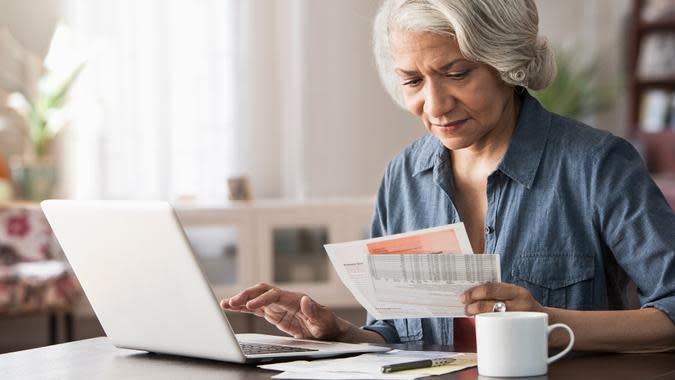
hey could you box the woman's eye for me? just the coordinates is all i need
[402,78,422,87]
[445,70,470,80]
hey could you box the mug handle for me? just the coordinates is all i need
[547,323,575,364]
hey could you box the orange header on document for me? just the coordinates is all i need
[366,229,460,254]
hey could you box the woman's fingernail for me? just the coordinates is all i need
[459,293,466,303]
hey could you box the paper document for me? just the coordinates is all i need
[260,350,477,379]
[271,371,416,379]
[324,223,501,319]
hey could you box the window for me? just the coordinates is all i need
[62,0,244,202]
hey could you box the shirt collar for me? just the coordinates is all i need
[411,92,551,189]
[412,135,446,176]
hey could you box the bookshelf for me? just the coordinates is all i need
[628,0,675,173]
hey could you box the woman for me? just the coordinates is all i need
[221,0,675,351]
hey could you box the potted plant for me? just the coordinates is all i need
[0,25,85,201]
[533,48,616,121]
[7,64,84,201]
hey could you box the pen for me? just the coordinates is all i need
[381,357,456,373]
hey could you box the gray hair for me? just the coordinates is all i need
[373,0,556,108]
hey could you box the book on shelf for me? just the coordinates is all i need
[637,33,675,80]
[641,0,675,23]
[640,90,672,133]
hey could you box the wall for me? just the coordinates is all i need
[0,0,61,57]
[299,0,422,198]
[536,0,631,137]
[239,0,421,199]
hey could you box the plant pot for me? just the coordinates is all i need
[10,157,57,201]
[0,154,10,180]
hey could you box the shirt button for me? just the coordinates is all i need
[485,226,494,234]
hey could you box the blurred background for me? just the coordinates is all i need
[0,0,673,354]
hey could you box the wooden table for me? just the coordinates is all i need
[2,337,674,379]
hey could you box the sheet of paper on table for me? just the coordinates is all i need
[324,223,501,319]
[260,350,477,380]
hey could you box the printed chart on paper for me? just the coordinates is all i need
[325,223,501,319]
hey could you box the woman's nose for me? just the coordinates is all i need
[423,81,454,119]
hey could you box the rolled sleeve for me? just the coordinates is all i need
[593,137,675,322]
[362,313,400,343]
[643,298,675,323]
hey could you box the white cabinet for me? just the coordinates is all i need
[175,198,375,308]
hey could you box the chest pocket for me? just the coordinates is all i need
[393,318,423,343]
[511,254,595,309]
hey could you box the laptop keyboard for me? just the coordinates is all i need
[240,342,319,355]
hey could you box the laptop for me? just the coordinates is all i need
[41,200,389,363]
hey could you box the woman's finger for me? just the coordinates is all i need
[220,301,266,318]
[220,298,249,311]
[226,283,274,307]
[246,287,288,309]
[220,298,231,309]
[461,282,519,304]
[220,300,243,311]
[299,296,323,322]
[300,296,341,338]
[464,300,502,315]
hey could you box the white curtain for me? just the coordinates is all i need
[62,0,244,202]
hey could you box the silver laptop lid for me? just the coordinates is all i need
[41,200,246,362]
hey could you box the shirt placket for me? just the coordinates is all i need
[484,172,501,254]
[432,154,460,224]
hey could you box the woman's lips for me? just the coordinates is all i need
[433,118,468,132]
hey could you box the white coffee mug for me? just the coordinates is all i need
[475,311,574,377]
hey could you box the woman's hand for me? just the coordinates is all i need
[460,282,545,315]
[220,283,344,340]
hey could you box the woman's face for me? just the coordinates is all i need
[390,30,516,151]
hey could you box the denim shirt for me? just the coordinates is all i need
[363,92,675,345]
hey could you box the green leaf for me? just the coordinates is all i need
[43,62,85,110]
[533,49,617,120]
